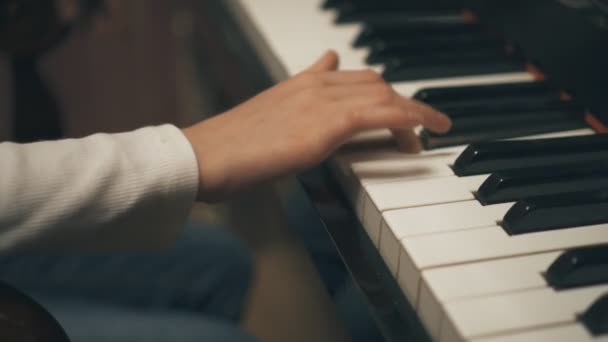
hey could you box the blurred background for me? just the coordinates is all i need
[0,1,380,341]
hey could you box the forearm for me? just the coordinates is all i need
[0,125,199,253]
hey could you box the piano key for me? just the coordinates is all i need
[418,251,559,339]
[336,9,464,25]
[379,201,513,276]
[321,0,340,9]
[446,105,584,133]
[438,99,576,120]
[395,223,608,305]
[333,148,460,212]
[442,97,580,118]
[354,21,481,47]
[546,244,608,290]
[414,80,556,104]
[366,38,503,65]
[391,72,534,98]
[335,0,462,13]
[477,162,608,205]
[503,190,608,235]
[383,58,526,82]
[440,285,608,341]
[238,0,369,76]
[421,117,588,149]
[380,47,512,73]
[472,323,608,342]
[366,32,500,58]
[453,134,608,176]
[360,175,485,243]
[581,293,608,336]
[421,245,608,338]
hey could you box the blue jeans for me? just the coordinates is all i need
[0,223,255,342]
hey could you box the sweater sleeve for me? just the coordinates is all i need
[0,124,199,253]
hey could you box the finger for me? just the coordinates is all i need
[321,82,393,100]
[316,69,383,85]
[391,128,423,153]
[330,88,452,133]
[306,50,340,73]
[342,105,425,132]
[397,97,452,133]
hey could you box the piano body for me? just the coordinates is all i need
[219,0,608,341]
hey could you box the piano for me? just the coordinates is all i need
[219,0,608,341]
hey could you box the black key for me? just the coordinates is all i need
[369,30,496,51]
[366,37,502,65]
[421,118,587,149]
[435,95,570,115]
[414,81,555,105]
[453,134,608,176]
[382,58,525,82]
[336,10,464,25]
[581,293,608,336]
[444,106,583,135]
[354,21,481,47]
[336,4,462,24]
[381,46,510,71]
[476,162,608,205]
[502,190,608,235]
[322,0,342,9]
[448,108,582,133]
[336,0,461,12]
[546,245,608,290]
[322,0,341,9]
[438,101,584,127]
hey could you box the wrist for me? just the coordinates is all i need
[181,123,228,202]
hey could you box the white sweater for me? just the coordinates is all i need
[0,125,199,253]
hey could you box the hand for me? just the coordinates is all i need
[182,50,451,201]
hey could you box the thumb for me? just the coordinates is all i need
[306,50,339,73]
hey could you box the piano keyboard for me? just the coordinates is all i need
[228,0,608,340]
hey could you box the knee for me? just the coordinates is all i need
[213,231,253,292]
[178,222,254,315]
[181,222,253,276]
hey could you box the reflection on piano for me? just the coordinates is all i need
[225,0,608,340]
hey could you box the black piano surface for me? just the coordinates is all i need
[465,0,608,124]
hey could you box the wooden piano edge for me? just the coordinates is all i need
[298,164,433,342]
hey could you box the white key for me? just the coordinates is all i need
[472,324,608,342]
[396,223,608,306]
[418,251,559,338]
[236,0,370,75]
[440,284,608,342]
[393,72,534,98]
[332,146,463,211]
[379,201,513,276]
[361,175,486,245]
